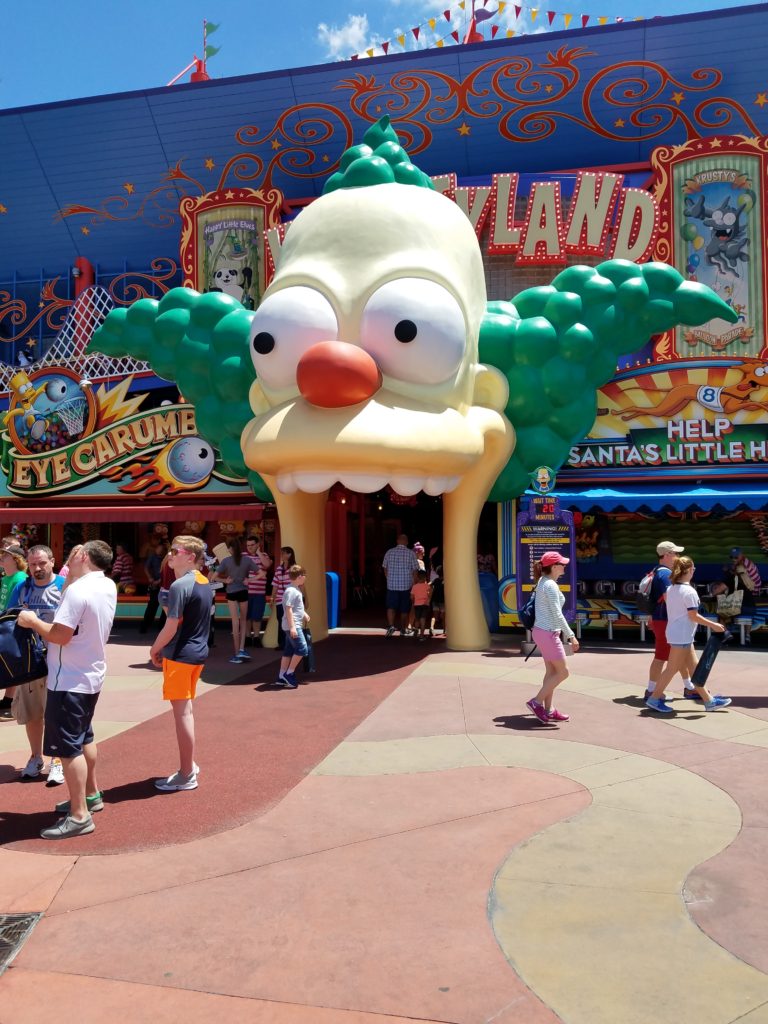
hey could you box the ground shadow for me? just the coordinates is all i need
[492,714,557,731]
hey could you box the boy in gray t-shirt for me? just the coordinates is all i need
[277,565,309,690]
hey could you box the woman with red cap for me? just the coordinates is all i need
[526,551,579,724]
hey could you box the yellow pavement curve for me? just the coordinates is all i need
[315,734,768,1024]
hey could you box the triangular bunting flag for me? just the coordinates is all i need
[382,40,390,53]
[205,21,219,34]
[514,4,521,17]
[498,1,506,11]
[412,26,420,39]
[598,16,607,25]
[507,28,515,36]
[452,29,459,40]
[531,8,538,22]
[366,48,374,57]
[581,14,589,27]
[459,0,465,7]
[204,44,220,58]
[429,17,436,29]
[547,10,555,24]
[491,24,500,37]
[564,13,572,28]
[437,38,444,46]
[444,8,451,19]
[398,33,406,46]
[351,54,359,60]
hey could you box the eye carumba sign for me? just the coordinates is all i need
[265,169,659,271]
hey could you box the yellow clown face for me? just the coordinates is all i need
[240,183,512,498]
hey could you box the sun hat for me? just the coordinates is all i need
[657,541,684,556]
[540,551,569,567]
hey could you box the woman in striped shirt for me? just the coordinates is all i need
[271,546,296,649]
[245,535,272,646]
[526,551,579,725]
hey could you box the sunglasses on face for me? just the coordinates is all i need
[170,547,189,556]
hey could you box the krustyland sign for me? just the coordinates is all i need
[263,169,660,277]
[0,369,249,499]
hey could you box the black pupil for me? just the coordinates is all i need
[253,332,275,354]
[394,320,417,343]
[198,448,209,460]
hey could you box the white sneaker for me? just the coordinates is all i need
[154,770,198,792]
[46,758,65,786]
[21,755,44,779]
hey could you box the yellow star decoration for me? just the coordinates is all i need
[0,204,7,214]
[123,182,135,194]
[26,337,36,346]
[545,84,553,94]
[322,155,330,163]
[81,226,90,235]
[614,118,625,128]
[710,137,723,148]
[671,91,684,106]
[376,105,382,113]
[224,190,235,199]
[756,93,768,108]
[204,157,215,170]
[457,123,471,136]
[271,139,281,150]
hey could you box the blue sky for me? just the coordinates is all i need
[0,0,761,110]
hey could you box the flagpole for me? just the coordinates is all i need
[203,19,208,75]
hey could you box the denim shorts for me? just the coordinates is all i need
[247,594,267,621]
[283,627,308,658]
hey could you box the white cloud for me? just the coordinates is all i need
[317,14,373,58]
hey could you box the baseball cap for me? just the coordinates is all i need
[2,544,25,558]
[657,541,684,556]
[730,547,741,558]
[541,551,570,567]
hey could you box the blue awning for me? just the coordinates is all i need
[551,487,768,512]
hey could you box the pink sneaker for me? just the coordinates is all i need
[547,708,570,722]
[526,698,550,724]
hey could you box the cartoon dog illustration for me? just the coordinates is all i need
[620,359,768,420]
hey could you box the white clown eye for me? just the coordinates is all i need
[722,211,736,227]
[249,286,338,389]
[359,278,466,385]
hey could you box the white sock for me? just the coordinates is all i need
[683,677,694,691]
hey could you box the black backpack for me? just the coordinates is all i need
[635,567,659,614]
[519,586,537,629]
[0,609,48,688]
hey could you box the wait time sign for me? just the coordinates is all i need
[516,496,577,621]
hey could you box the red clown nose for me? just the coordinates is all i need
[297,341,382,408]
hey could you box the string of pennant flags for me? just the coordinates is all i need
[349,0,644,61]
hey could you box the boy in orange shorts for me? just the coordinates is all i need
[149,535,212,792]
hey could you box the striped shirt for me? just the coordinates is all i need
[533,577,574,641]
[271,564,292,604]
[246,561,268,596]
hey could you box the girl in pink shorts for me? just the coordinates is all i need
[527,551,579,725]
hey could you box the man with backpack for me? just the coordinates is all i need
[643,540,698,701]
[7,545,65,784]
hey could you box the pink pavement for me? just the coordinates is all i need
[1,632,768,1022]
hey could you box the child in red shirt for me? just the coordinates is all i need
[410,570,433,642]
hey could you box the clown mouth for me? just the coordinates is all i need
[275,470,461,496]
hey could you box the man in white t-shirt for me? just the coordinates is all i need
[18,540,117,840]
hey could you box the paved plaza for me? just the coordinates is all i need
[1,629,767,1023]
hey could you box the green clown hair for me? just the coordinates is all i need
[323,116,434,194]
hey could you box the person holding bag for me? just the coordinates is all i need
[525,551,578,725]
[645,556,731,714]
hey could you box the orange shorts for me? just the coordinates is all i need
[162,659,203,701]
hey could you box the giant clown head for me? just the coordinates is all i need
[241,118,513,649]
